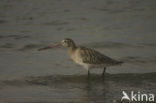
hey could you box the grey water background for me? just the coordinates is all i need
[0,0,156,103]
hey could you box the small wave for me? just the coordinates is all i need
[85,41,143,49]
[121,56,156,64]
[1,72,156,89]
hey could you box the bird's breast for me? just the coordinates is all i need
[69,50,84,65]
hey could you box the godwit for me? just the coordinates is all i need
[39,38,123,76]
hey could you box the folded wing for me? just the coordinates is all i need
[79,47,119,65]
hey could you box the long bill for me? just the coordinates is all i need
[38,43,61,51]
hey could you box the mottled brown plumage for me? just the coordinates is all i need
[61,38,123,76]
[79,47,119,64]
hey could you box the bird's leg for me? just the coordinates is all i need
[88,70,90,76]
[85,67,90,76]
[102,67,106,76]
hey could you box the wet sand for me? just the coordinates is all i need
[0,0,156,103]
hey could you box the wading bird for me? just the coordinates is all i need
[38,38,123,76]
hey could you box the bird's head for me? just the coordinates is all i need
[38,38,76,51]
[61,38,76,48]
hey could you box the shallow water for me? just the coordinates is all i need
[0,0,156,103]
[0,73,156,103]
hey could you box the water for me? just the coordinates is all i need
[0,0,156,103]
[0,73,156,103]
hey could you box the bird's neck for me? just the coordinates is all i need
[67,46,77,54]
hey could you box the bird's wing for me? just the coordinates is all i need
[79,47,117,64]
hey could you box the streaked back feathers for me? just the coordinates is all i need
[78,46,121,65]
